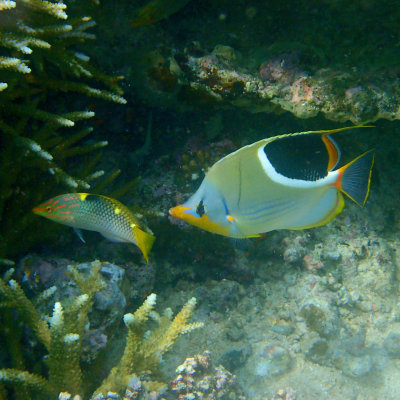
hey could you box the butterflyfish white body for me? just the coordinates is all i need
[169,127,374,238]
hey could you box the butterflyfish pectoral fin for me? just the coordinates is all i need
[74,228,86,243]
[134,227,156,263]
[336,149,375,206]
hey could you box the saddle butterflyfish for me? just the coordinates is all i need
[33,193,155,262]
[169,127,374,238]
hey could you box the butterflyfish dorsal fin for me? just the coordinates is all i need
[263,133,332,181]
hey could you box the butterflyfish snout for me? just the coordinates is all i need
[169,203,232,237]
[169,126,375,238]
[33,193,155,263]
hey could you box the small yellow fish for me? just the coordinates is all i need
[169,127,374,238]
[131,0,191,27]
[33,193,155,262]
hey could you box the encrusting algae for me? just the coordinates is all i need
[0,262,203,399]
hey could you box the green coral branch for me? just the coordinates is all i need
[93,294,203,397]
[39,78,127,103]
[108,176,140,199]
[64,263,105,335]
[0,369,54,395]
[7,103,75,127]
[8,133,99,190]
[48,302,83,394]
[0,56,31,74]
[0,266,203,399]
[147,298,203,356]
[49,126,94,151]
[16,20,73,36]
[55,140,108,159]
[0,32,50,54]
[19,0,67,20]
[0,278,51,349]
[0,0,127,258]
[0,265,106,398]
[92,169,121,193]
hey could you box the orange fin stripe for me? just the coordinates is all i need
[40,199,53,206]
[52,214,69,220]
[334,169,343,189]
[322,135,339,171]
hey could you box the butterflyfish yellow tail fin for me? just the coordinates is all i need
[134,227,156,263]
[336,149,375,206]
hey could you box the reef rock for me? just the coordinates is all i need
[161,46,400,125]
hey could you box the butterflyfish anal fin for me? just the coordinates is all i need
[289,191,345,230]
[336,149,375,206]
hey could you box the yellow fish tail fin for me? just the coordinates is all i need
[336,149,375,206]
[134,227,156,263]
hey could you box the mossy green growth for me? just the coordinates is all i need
[0,263,203,399]
[0,0,127,260]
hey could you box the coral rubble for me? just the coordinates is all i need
[171,351,245,400]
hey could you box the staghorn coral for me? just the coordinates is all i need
[92,295,203,398]
[0,263,203,399]
[0,0,127,260]
[0,262,105,398]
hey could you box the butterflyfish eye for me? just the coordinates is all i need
[196,200,205,217]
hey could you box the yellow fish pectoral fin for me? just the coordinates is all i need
[134,227,155,263]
